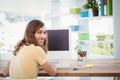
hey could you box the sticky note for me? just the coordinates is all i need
[86,64,94,68]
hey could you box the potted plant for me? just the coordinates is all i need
[83,0,99,16]
[96,34,106,41]
[74,41,87,62]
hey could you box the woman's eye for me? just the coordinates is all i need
[44,31,46,34]
[37,30,46,34]
[37,31,42,34]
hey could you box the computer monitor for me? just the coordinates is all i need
[46,28,72,60]
[47,29,69,51]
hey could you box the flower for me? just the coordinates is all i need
[78,51,87,57]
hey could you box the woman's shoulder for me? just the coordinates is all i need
[27,44,46,56]
[26,44,43,51]
[22,44,45,56]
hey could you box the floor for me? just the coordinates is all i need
[43,77,114,80]
[0,77,114,80]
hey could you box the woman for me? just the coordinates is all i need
[3,19,57,79]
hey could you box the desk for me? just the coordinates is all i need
[0,58,120,77]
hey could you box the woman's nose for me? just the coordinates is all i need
[41,33,46,39]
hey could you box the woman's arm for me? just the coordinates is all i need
[3,61,10,77]
[41,61,57,76]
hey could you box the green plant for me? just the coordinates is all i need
[75,44,82,53]
[83,0,99,12]
[74,41,85,53]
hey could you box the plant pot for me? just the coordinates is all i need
[93,9,99,16]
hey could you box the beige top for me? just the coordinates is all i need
[9,44,47,79]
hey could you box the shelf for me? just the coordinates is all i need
[78,16,113,20]
[90,39,113,43]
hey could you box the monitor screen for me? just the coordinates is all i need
[47,29,69,51]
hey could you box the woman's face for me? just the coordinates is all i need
[34,26,47,46]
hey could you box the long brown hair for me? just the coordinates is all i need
[13,19,48,56]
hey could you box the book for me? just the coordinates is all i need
[104,0,107,16]
[107,0,113,16]
[100,0,104,16]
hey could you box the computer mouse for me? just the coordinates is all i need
[73,66,79,70]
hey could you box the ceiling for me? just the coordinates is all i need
[0,0,51,16]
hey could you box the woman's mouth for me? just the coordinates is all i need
[39,40,44,45]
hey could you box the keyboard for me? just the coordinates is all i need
[49,59,70,68]
[55,63,70,68]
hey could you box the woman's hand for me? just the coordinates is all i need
[39,66,43,70]
[3,61,10,77]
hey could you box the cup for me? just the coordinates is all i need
[77,51,87,66]
[77,56,86,66]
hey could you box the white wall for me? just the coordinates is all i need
[113,0,120,58]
